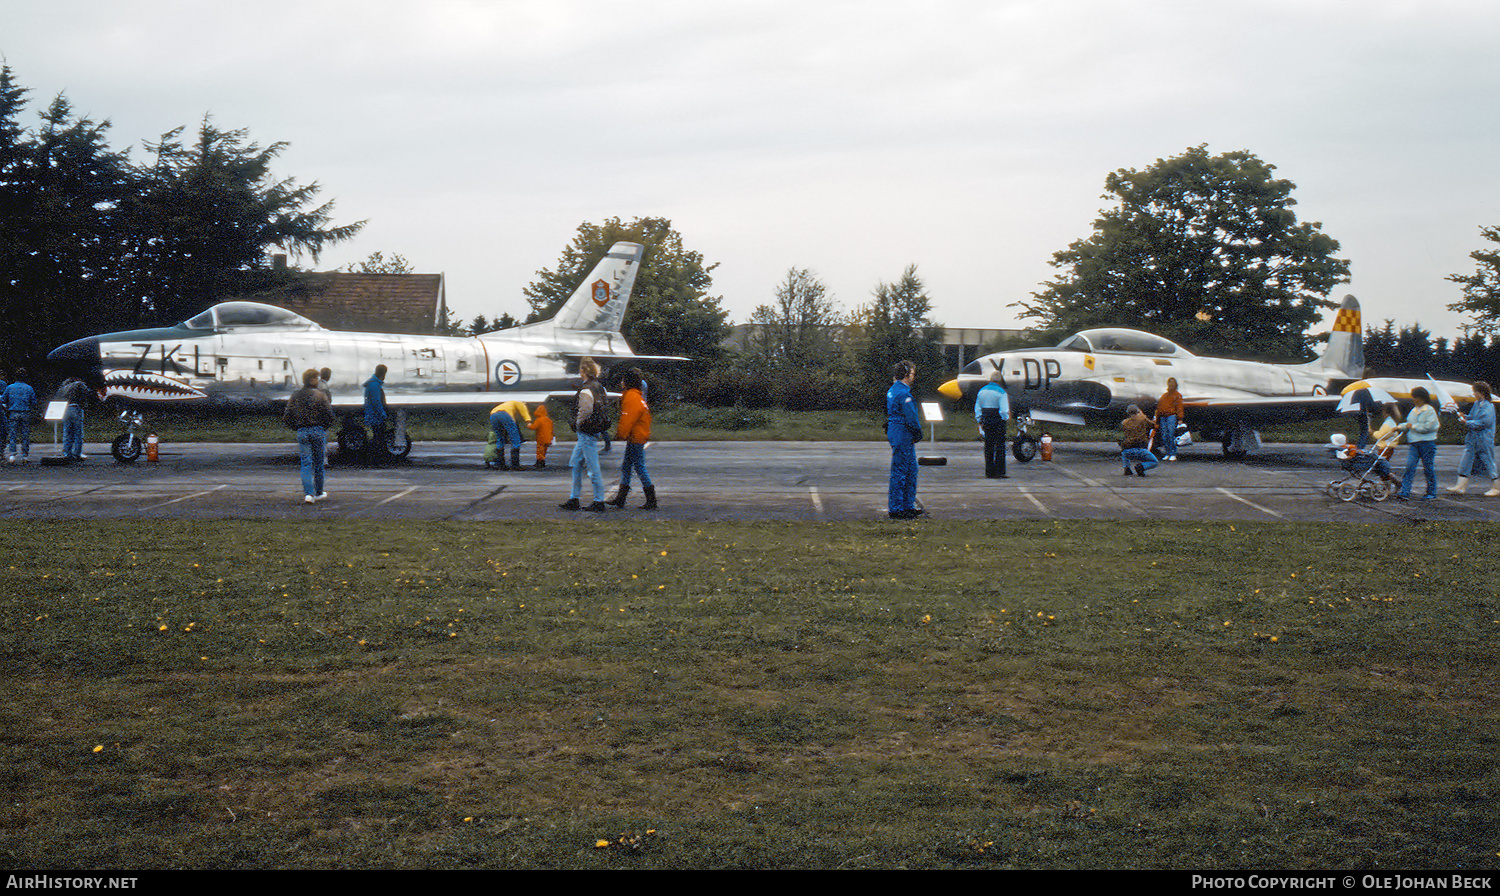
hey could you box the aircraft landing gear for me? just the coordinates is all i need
[337,419,367,457]
[110,410,145,463]
[1011,414,1038,462]
[336,417,412,465]
[1218,424,1260,458]
[1012,434,1037,463]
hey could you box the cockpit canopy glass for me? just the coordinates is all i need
[183,302,320,331]
[1055,328,1189,357]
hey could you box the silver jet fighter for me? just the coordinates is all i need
[49,242,663,459]
[939,295,1480,458]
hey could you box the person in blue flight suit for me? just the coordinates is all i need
[974,369,1009,479]
[363,365,389,460]
[886,360,924,520]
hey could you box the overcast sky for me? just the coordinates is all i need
[5,0,1498,343]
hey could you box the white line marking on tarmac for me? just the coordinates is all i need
[142,484,226,510]
[809,485,823,514]
[1019,487,1050,515]
[1216,487,1284,519]
[375,486,419,507]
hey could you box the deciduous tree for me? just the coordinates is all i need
[847,265,944,401]
[1448,225,1500,335]
[1018,146,1349,360]
[745,268,844,370]
[524,217,728,363]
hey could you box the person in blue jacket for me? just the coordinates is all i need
[1449,381,1498,496]
[363,365,389,458]
[886,360,924,520]
[5,369,38,464]
[974,369,1009,478]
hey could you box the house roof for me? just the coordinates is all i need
[278,272,446,335]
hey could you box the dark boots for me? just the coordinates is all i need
[510,447,522,470]
[640,486,657,510]
[607,485,630,507]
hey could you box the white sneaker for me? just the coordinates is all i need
[315,492,328,502]
[77,453,87,459]
[304,495,317,504]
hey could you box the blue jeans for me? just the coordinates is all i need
[490,411,522,448]
[7,412,30,458]
[620,442,652,489]
[569,432,605,501]
[1157,415,1177,458]
[1458,440,1497,480]
[62,405,84,458]
[297,427,328,497]
[1121,447,1159,473]
[1399,441,1437,498]
[888,436,917,513]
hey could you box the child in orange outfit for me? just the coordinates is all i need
[528,404,554,468]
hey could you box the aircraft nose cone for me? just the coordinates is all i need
[938,378,964,401]
[48,336,101,365]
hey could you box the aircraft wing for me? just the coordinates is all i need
[334,391,565,410]
[1184,394,1345,427]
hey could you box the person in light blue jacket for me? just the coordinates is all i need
[1397,386,1440,501]
[974,370,1009,479]
[1448,381,1497,496]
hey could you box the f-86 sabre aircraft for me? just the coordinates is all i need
[938,295,1487,459]
[48,242,663,460]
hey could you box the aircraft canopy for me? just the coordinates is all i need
[183,302,322,331]
[1055,328,1192,357]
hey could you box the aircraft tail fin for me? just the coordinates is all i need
[545,242,644,333]
[1310,294,1364,378]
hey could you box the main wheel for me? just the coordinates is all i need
[1012,435,1037,463]
[338,426,367,455]
[1369,480,1392,502]
[1337,480,1359,502]
[385,433,413,460]
[111,433,142,463]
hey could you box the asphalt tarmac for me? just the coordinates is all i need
[2,436,1496,524]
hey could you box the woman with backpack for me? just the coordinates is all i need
[559,357,610,512]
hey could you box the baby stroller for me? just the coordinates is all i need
[1323,433,1394,502]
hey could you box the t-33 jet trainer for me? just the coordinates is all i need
[938,295,1486,459]
[49,242,666,461]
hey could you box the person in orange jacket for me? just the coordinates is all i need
[1153,377,1185,461]
[527,404,554,468]
[608,368,656,509]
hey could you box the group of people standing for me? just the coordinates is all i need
[1,369,97,464]
[557,358,656,512]
[1116,377,1185,477]
[286,357,659,511]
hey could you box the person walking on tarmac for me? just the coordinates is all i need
[559,357,611,512]
[285,368,336,504]
[887,360,924,520]
[974,369,1009,479]
[608,368,656,509]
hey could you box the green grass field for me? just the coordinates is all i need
[1,519,1496,869]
